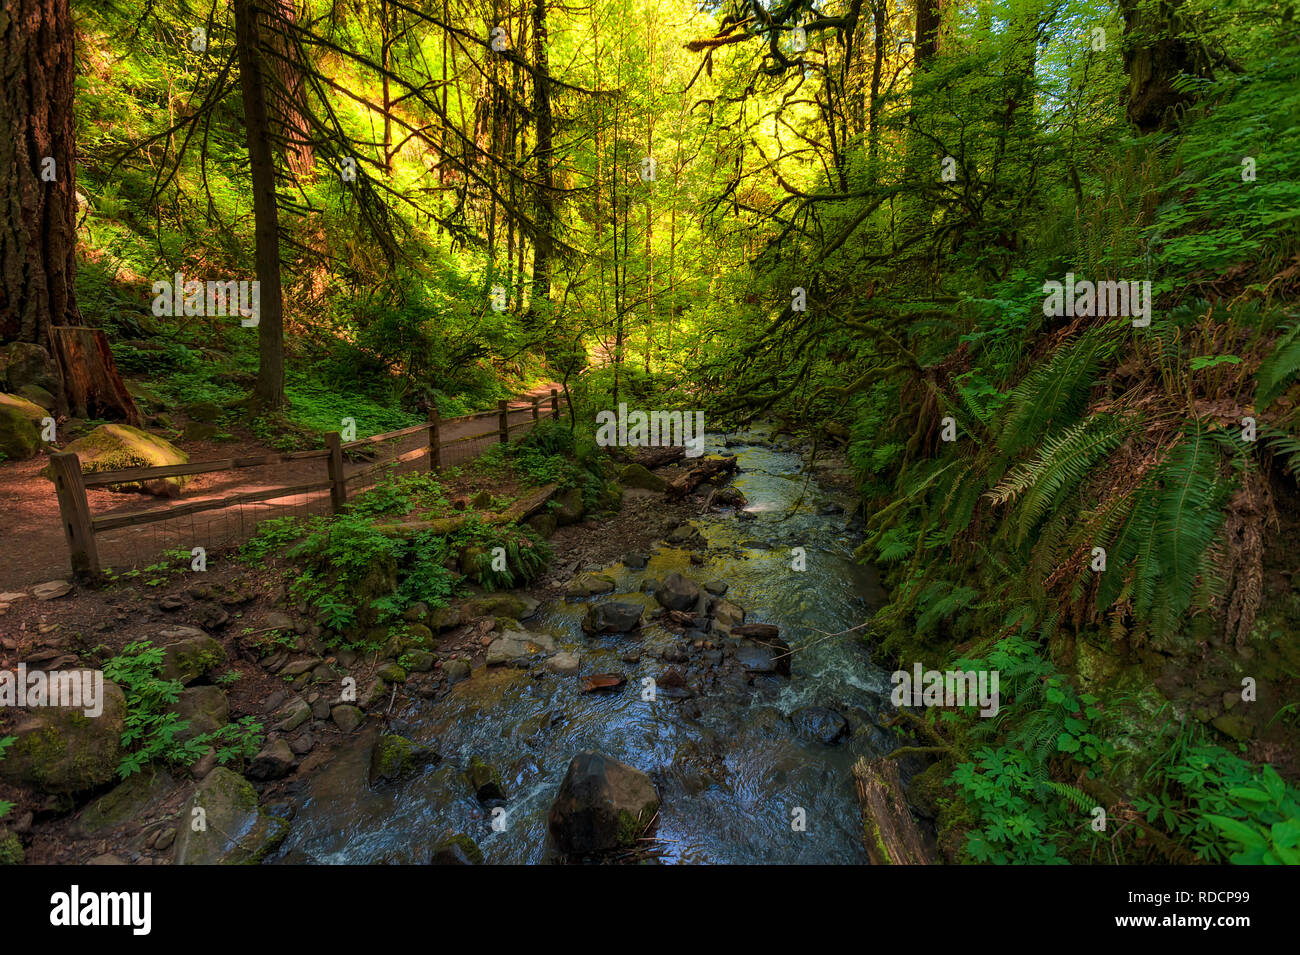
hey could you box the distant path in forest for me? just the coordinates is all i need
[0,385,563,591]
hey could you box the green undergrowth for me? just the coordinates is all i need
[99,641,264,779]
[912,636,1300,864]
[239,467,552,645]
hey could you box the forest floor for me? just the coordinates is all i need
[0,385,561,592]
[0,447,702,864]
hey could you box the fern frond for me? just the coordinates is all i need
[997,327,1117,455]
[1015,415,1130,542]
[1256,323,1300,410]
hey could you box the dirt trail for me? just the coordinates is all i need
[0,387,564,591]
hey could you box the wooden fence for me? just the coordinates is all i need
[50,389,562,580]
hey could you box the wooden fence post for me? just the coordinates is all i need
[49,452,100,580]
[326,432,347,511]
[532,397,540,423]
[498,400,509,444]
[428,408,441,472]
[550,388,559,417]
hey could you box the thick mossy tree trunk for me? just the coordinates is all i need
[1117,0,1212,132]
[1,0,78,348]
[234,0,287,409]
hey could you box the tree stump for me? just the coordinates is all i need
[49,326,140,424]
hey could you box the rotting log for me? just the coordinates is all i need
[852,756,938,865]
[665,455,738,500]
[375,483,557,537]
[632,445,686,468]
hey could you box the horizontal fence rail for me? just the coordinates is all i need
[50,389,563,579]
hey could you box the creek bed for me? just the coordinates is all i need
[275,433,895,864]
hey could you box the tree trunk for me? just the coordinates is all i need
[1118,0,1212,132]
[1,0,78,352]
[527,0,555,331]
[265,0,314,181]
[868,0,885,177]
[235,0,287,409]
[914,0,941,66]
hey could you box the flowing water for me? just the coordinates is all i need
[274,432,896,864]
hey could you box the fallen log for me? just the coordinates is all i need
[375,483,557,537]
[852,756,938,865]
[665,455,738,500]
[633,445,686,468]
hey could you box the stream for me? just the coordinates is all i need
[273,432,896,864]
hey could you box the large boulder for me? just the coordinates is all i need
[369,734,436,785]
[790,707,850,745]
[618,463,667,492]
[48,424,189,496]
[72,767,177,837]
[0,342,59,395]
[173,767,289,864]
[461,593,539,620]
[485,630,555,667]
[246,739,295,781]
[0,672,126,792]
[548,751,660,856]
[581,601,644,634]
[0,393,48,461]
[165,685,229,742]
[18,384,56,412]
[655,572,700,612]
[158,630,227,684]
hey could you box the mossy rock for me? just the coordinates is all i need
[73,766,176,837]
[0,830,24,865]
[905,761,948,820]
[165,685,229,742]
[405,623,434,646]
[431,832,484,865]
[1211,713,1255,742]
[160,631,227,685]
[618,463,666,492]
[565,572,617,599]
[599,479,625,511]
[526,513,558,538]
[0,674,126,793]
[18,384,56,412]
[461,593,539,620]
[48,424,189,496]
[465,756,505,801]
[173,767,289,865]
[547,750,660,856]
[554,487,585,525]
[0,393,48,461]
[1074,635,1123,690]
[376,661,408,683]
[369,734,436,785]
